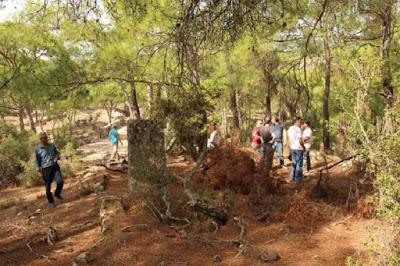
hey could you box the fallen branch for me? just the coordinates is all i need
[187,193,228,225]
[95,163,127,173]
[166,137,177,154]
[234,216,246,239]
[333,215,353,226]
[121,224,149,232]
[316,155,357,188]
[235,243,247,258]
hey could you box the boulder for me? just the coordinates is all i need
[99,196,124,235]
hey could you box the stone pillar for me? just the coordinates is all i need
[128,120,166,192]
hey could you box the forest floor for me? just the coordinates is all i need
[0,132,379,266]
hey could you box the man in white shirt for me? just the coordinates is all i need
[207,122,220,149]
[287,117,304,182]
[302,121,313,172]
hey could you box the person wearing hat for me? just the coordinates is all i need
[35,132,63,208]
[109,124,123,161]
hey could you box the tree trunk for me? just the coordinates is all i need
[221,107,227,138]
[322,33,331,151]
[18,107,25,132]
[225,50,240,129]
[34,108,39,123]
[25,106,37,133]
[104,100,114,124]
[121,82,141,120]
[262,63,273,118]
[265,92,272,118]
[147,84,154,113]
[130,83,141,120]
[380,3,394,106]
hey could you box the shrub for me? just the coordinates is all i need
[52,128,79,150]
[60,142,81,176]
[0,132,36,188]
[17,154,41,187]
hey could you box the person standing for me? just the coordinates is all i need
[271,117,286,168]
[251,120,262,151]
[35,132,63,208]
[109,125,123,161]
[302,121,313,172]
[259,120,275,172]
[287,117,304,182]
[207,122,220,149]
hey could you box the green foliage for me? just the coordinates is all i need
[0,126,37,187]
[345,257,368,266]
[17,154,41,187]
[347,103,400,265]
[52,127,79,150]
[368,110,400,221]
[60,142,82,176]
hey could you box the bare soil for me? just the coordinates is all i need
[0,139,378,266]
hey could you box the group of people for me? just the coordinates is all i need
[35,118,311,208]
[251,116,313,182]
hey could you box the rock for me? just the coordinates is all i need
[258,250,280,263]
[99,196,124,235]
[73,251,94,265]
[213,255,223,263]
[77,172,108,197]
[28,209,42,219]
[94,180,105,194]
[82,166,106,175]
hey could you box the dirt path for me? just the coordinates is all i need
[78,126,128,163]
[0,137,376,266]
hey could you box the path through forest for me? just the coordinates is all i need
[0,133,376,266]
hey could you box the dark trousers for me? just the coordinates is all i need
[289,150,304,182]
[304,149,311,171]
[42,165,63,204]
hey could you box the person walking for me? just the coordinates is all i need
[109,124,123,161]
[302,121,313,172]
[287,117,304,182]
[251,120,262,151]
[207,122,220,150]
[35,132,63,208]
[271,117,286,168]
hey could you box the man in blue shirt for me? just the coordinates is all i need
[272,117,286,168]
[35,132,63,208]
[109,125,122,161]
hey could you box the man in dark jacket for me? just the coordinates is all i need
[35,132,63,208]
[259,119,275,175]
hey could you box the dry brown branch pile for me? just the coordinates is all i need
[194,145,258,194]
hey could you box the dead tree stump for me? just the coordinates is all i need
[128,120,166,192]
